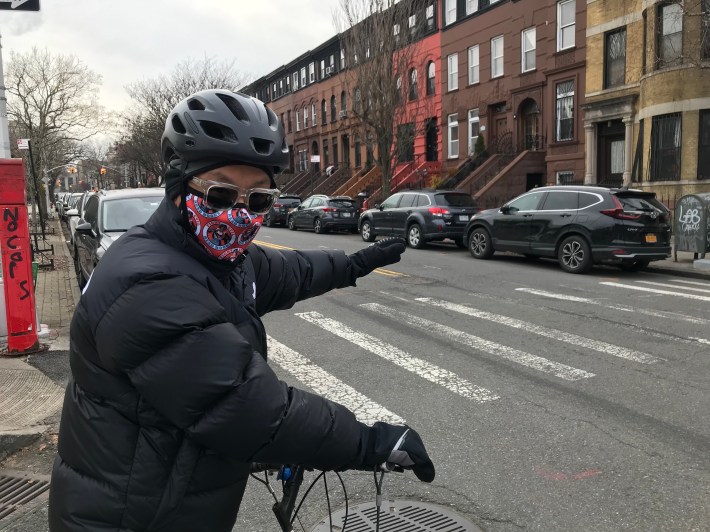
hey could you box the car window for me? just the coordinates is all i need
[280,198,301,206]
[313,198,326,208]
[436,193,476,207]
[101,196,163,232]
[300,198,313,209]
[615,194,667,212]
[578,193,602,209]
[330,199,355,208]
[540,191,578,211]
[505,192,544,213]
[84,196,99,231]
[415,195,431,207]
[398,194,417,208]
[380,194,402,209]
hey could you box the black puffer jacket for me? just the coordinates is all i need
[49,199,373,532]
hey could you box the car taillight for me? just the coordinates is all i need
[273,203,283,208]
[428,207,450,217]
[322,207,336,213]
[600,196,641,220]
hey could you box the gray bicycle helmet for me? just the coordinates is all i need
[162,89,289,182]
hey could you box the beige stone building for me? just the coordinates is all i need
[583,0,710,205]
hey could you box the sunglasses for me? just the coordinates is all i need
[189,176,280,214]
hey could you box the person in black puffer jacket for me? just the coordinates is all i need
[48,90,434,532]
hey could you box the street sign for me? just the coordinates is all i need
[0,0,40,10]
[16,138,29,150]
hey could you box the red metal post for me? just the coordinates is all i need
[0,158,39,354]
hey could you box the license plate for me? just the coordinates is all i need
[342,212,351,217]
[458,215,469,222]
[645,234,657,243]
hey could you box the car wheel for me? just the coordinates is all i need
[619,259,651,272]
[454,237,466,249]
[558,235,592,274]
[407,223,425,249]
[287,216,297,231]
[468,227,494,259]
[264,213,274,227]
[314,218,324,234]
[361,220,375,242]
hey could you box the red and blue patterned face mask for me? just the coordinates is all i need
[185,194,262,262]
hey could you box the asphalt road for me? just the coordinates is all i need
[3,225,709,531]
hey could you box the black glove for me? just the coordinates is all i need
[348,237,406,281]
[361,422,435,483]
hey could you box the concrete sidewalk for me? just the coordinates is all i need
[0,217,80,460]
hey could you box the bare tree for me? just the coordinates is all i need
[6,47,104,210]
[654,0,710,68]
[335,0,435,198]
[114,56,248,179]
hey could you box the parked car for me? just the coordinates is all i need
[263,194,301,227]
[462,185,672,274]
[358,189,480,248]
[68,192,93,254]
[61,193,83,223]
[287,194,358,234]
[73,188,164,287]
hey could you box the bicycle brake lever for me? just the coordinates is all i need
[379,462,405,473]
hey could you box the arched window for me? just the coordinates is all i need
[355,88,362,114]
[409,68,418,100]
[426,61,436,96]
[341,90,348,114]
[303,106,308,128]
[296,107,301,131]
[396,76,403,104]
[321,99,327,126]
[330,95,337,122]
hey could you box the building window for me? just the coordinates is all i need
[650,113,681,181]
[309,63,315,83]
[468,109,480,156]
[300,67,307,88]
[447,53,458,90]
[397,123,415,163]
[426,4,435,30]
[304,106,309,129]
[448,113,459,159]
[409,68,418,100]
[468,45,480,84]
[296,108,301,131]
[605,28,627,88]
[409,14,416,31]
[657,3,683,68]
[703,0,710,60]
[330,95,337,123]
[555,80,574,141]
[491,36,504,78]
[340,49,346,69]
[394,23,400,37]
[445,0,456,25]
[341,90,348,114]
[557,0,576,51]
[287,110,292,133]
[320,60,325,79]
[312,104,316,127]
[426,61,436,95]
[321,100,327,126]
[699,110,710,179]
[556,171,574,185]
[522,27,536,72]
[466,0,478,15]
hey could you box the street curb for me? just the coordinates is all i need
[0,426,49,462]
[646,265,710,281]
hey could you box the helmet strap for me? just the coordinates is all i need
[178,159,191,231]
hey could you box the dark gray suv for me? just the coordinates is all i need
[358,190,479,248]
[463,186,672,273]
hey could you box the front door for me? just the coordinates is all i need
[492,191,546,252]
[425,118,438,161]
[529,190,578,256]
[597,120,625,187]
[342,135,350,168]
[374,193,402,233]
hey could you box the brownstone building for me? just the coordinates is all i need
[440,0,587,206]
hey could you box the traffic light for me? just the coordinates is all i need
[68,165,76,174]
[100,167,107,175]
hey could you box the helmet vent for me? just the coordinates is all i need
[200,121,238,142]
[217,93,250,124]
[187,98,206,111]
[251,138,273,155]
[171,115,187,134]
[264,105,278,128]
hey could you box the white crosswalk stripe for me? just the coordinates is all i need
[415,298,661,364]
[360,303,595,381]
[267,336,405,426]
[515,287,710,325]
[669,279,710,288]
[599,282,710,302]
[637,280,710,294]
[295,311,500,404]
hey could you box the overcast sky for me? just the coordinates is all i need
[2,0,339,113]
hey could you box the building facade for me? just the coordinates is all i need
[440,0,587,192]
[584,0,710,202]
